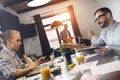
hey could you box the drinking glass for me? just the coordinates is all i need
[50,49,55,68]
[40,68,51,80]
[76,55,84,64]
[40,63,51,80]
[75,51,84,64]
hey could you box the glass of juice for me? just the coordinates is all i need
[76,55,84,64]
[50,55,55,61]
[40,67,51,80]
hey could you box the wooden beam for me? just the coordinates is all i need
[17,0,68,14]
[3,0,28,7]
[68,5,81,43]
[33,14,51,56]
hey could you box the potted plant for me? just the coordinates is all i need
[60,46,74,65]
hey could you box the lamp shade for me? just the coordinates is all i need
[51,21,63,29]
[27,0,51,7]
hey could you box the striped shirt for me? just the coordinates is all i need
[0,45,25,80]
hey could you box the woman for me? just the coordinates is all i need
[88,30,98,44]
[0,30,45,80]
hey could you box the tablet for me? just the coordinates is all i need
[78,47,98,51]
[77,47,99,54]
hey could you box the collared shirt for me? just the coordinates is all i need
[93,21,120,49]
[0,45,25,80]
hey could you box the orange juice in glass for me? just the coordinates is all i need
[50,55,55,61]
[76,55,84,64]
[40,67,51,80]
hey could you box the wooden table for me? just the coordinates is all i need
[84,53,120,80]
[24,52,120,80]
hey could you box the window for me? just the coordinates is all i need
[42,12,74,48]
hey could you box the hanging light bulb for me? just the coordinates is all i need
[27,0,51,7]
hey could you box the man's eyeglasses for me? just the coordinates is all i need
[95,13,106,23]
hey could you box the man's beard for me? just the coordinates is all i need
[101,19,109,28]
